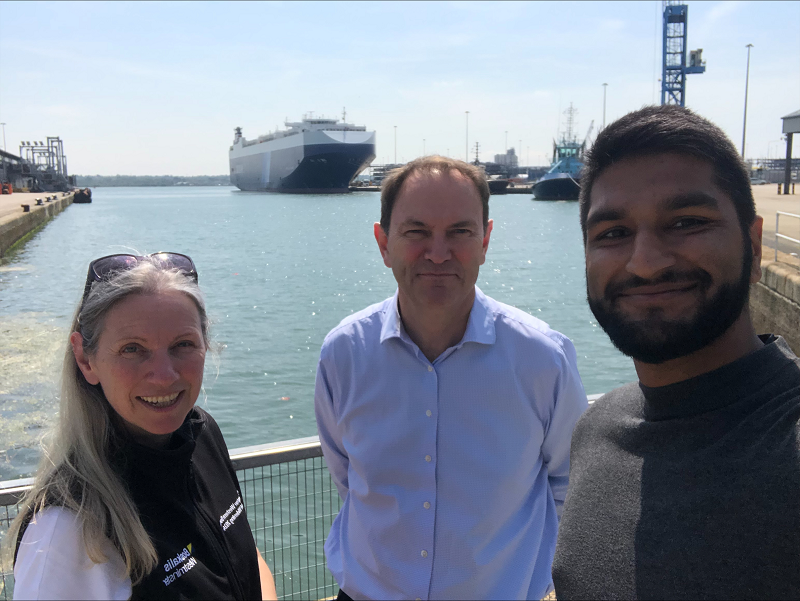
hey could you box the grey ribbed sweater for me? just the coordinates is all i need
[552,336,800,600]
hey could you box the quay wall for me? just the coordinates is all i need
[751,261,800,355]
[0,194,74,258]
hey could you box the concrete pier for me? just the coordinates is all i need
[751,185,800,354]
[751,260,800,355]
[0,191,75,258]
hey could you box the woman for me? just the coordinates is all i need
[6,252,277,600]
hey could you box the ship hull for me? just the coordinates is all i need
[487,179,510,195]
[230,131,376,193]
[532,173,580,201]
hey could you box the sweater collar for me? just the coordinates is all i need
[639,335,796,421]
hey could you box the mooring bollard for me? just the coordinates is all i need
[21,204,30,212]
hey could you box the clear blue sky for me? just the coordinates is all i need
[1,1,798,175]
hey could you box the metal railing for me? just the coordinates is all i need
[0,395,604,600]
[0,436,341,601]
[775,211,800,261]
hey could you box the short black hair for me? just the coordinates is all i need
[380,156,490,232]
[579,105,756,239]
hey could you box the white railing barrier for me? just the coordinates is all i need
[775,211,800,261]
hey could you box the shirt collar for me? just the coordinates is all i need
[379,286,497,348]
[462,286,497,346]
[379,289,404,344]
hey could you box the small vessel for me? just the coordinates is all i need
[73,188,92,203]
[487,177,510,195]
[532,104,591,201]
[471,142,509,195]
[229,111,376,193]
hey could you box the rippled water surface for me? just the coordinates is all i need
[0,186,636,479]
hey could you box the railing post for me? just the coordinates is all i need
[776,212,779,261]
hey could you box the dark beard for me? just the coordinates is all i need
[587,246,752,365]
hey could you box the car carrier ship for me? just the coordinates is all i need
[229,113,376,193]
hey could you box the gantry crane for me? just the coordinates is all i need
[661,0,706,106]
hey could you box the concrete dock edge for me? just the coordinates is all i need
[751,261,800,355]
[0,193,74,258]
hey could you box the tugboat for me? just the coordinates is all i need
[532,104,592,201]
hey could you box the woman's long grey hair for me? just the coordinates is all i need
[3,260,209,584]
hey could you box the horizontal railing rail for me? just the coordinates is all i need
[776,211,800,261]
[230,435,323,470]
[0,394,604,600]
[0,479,34,508]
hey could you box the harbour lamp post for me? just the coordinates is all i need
[0,123,5,184]
[393,126,397,165]
[465,111,470,163]
[602,83,608,129]
[505,131,508,153]
[741,44,753,159]
[519,139,522,166]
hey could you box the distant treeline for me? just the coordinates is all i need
[75,175,231,187]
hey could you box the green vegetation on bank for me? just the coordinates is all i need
[75,175,231,187]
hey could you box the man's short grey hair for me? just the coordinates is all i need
[380,156,490,232]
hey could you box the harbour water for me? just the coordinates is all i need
[0,186,636,480]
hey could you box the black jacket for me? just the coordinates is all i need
[119,407,262,600]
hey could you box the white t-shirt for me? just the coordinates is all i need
[14,506,132,600]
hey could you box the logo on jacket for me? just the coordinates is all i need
[219,495,244,531]
[162,543,197,587]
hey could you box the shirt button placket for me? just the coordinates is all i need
[424,362,436,466]
[423,359,436,599]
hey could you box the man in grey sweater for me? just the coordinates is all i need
[552,105,800,599]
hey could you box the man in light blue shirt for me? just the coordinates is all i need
[315,156,588,600]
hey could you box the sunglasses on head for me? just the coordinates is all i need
[82,252,198,300]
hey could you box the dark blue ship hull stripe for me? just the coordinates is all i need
[230,143,376,192]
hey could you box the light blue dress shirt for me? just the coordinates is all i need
[315,287,588,600]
